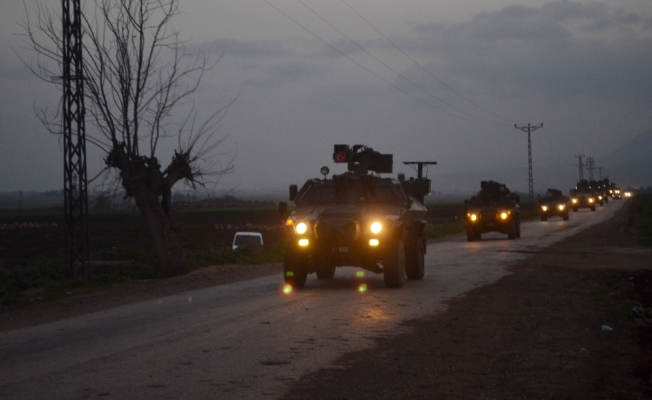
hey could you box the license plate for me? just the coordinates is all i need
[332,247,348,253]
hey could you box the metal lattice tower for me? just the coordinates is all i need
[586,156,595,181]
[62,0,89,275]
[514,123,543,207]
[575,154,585,181]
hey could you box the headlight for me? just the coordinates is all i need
[468,213,478,222]
[500,212,509,220]
[589,198,594,203]
[370,221,382,234]
[572,198,578,204]
[295,222,308,234]
[541,205,548,212]
[558,204,565,211]
[598,195,603,200]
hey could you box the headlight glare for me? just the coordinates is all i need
[370,221,382,234]
[295,222,308,234]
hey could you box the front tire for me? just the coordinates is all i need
[590,205,596,211]
[383,239,406,288]
[405,238,425,280]
[563,212,569,221]
[284,247,308,288]
[507,219,516,239]
[466,226,476,242]
[541,214,547,222]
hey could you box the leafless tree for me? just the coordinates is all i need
[21,0,234,276]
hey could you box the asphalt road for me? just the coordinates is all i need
[0,201,623,400]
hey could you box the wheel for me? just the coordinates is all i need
[507,219,516,239]
[466,226,476,242]
[383,239,406,288]
[563,212,569,221]
[405,237,425,280]
[316,266,335,280]
[284,247,308,288]
[590,205,596,212]
[540,214,547,222]
[573,207,578,212]
[516,219,521,238]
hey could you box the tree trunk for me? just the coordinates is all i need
[131,183,190,277]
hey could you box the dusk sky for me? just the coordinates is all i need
[1,0,651,198]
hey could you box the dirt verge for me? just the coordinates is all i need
[282,203,652,399]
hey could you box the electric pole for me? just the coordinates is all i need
[575,154,585,181]
[514,123,543,207]
[585,156,595,181]
[62,0,90,275]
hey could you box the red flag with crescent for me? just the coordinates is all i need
[333,151,347,163]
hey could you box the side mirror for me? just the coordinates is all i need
[289,185,298,201]
[278,202,288,216]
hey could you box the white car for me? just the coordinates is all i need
[232,232,263,250]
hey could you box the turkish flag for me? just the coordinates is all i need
[333,151,347,163]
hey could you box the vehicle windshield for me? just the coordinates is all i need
[299,181,405,206]
[234,235,262,247]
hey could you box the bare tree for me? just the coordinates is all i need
[21,0,234,277]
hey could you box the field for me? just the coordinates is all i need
[0,203,468,304]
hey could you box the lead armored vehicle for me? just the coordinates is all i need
[539,188,569,221]
[464,181,521,241]
[280,145,435,289]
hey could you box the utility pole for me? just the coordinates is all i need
[514,123,543,207]
[585,156,595,181]
[575,154,585,181]
[62,0,90,275]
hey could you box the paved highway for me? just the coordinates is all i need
[0,201,623,399]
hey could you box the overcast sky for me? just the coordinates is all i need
[1,0,651,197]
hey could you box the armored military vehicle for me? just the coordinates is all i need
[608,181,622,199]
[570,180,596,211]
[589,180,605,206]
[539,188,569,221]
[464,181,521,241]
[279,145,435,289]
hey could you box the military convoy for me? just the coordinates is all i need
[278,143,631,289]
[279,145,435,288]
[539,188,569,221]
[464,181,521,241]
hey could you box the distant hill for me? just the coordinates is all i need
[600,130,652,187]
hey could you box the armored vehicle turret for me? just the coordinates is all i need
[279,145,436,289]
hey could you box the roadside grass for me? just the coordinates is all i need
[631,193,652,246]
[0,201,539,307]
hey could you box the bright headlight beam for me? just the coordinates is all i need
[296,222,308,234]
[370,222,382,234]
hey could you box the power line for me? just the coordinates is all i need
[296,0,506,126]
[341,0,513,125]
[261,0,508,126]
